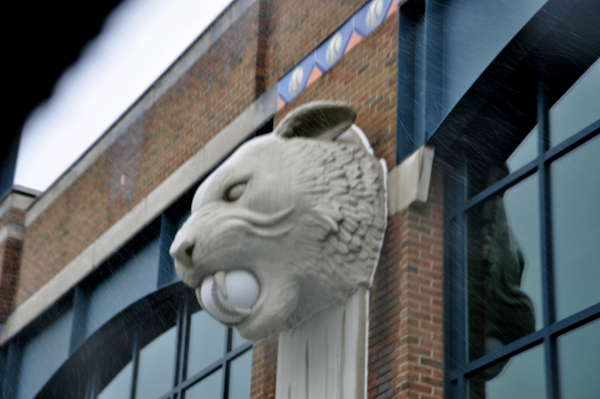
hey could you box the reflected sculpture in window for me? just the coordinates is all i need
[469,165,536,380]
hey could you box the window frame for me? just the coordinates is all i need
[95,292,253,399]
[34,286,252,399]
[443,73,600,399]
[157,294,253,399]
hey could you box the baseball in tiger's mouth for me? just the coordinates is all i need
[196,269,261,325]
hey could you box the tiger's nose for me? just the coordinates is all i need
[170,235,195,268]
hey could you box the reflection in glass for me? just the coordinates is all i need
[228,350,253,399]
[98,362,133,399]
[506,126,538,173]
[552,136,600,320]
[468,127,538,197]
[187,310,227,378]
[502,176,543,331]
[550,58,600,146]
[185,369,222,399]
[135,326,177,399]
[558,319,600,399]
[468,171,538,363]
[468,345,545,399]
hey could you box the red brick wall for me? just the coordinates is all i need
[251,334,279,399]
[16,3,265,307]
[0,208,25,232]
[0,238,23,323]
[0,206,25,322]
[368,157,445,399]
[275,14,398,171]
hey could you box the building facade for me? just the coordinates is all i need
[0,0,598,398]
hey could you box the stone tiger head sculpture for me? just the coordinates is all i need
[170,102,387,340]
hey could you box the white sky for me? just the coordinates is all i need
[14,0,232,192]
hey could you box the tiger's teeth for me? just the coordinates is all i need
[214,271,228,300]
[234,306,252,316]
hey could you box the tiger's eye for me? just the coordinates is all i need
[225,182,247,202]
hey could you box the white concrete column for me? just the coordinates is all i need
[276,287,369,399]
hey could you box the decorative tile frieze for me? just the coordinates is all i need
[276,0,397,110]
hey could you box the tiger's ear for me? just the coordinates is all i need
[274,101,356,141]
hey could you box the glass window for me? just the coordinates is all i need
[506,126,538,173]
[98,362,133,399]
[15,308,73,399]
[467,126,538,197]
[467,175,541,360]
[185,370,222,399]
[228,349,253,399]
[558,319,600,399]
[503,176,543,332]
[468,345,546,399]
[231,328,250,351]
[184,309,252,399]
[552,135,600,320]
[48,290,254,399]
[187,310,227,378]
[550,58,600,146]
[135,326,177,399]
[447,57,600,399]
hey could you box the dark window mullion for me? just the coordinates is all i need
[455,215,467,377]
[537,79,559,399]
[446,152,468,399]
[173,329,237,395]
[176,361,223,392]
[456,153,468,372]
[222,360,231,399]
[462,330,545,376]
[130,334,141,399]
[443,163,459,392]
[225,341,253,362]
[549,302,600,338]
[174,297,189,399]
[543,119,600,165]
[220,329,232,399]
[456,376,466,399]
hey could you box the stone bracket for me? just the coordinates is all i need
[387,146,434,215]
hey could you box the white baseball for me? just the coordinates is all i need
[366,0,384,28]
[288,66,304,94]
[197,270,260,324]
[326,33,342,64]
